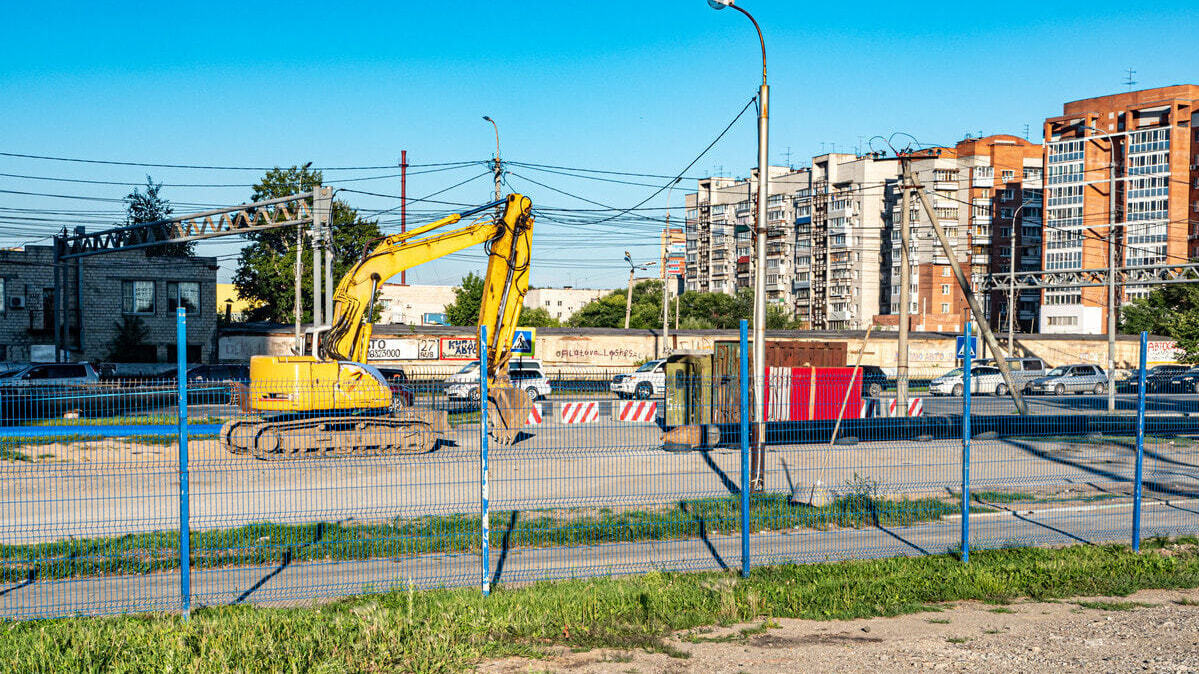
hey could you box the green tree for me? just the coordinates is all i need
[232,165,382,323]
[104,316,155,363]
[444,272,485,326]
[124,177,192,257]
[519,306,560,327]
[1121,283,1199,363]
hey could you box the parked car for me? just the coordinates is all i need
[0,362,99,387]
[1165,366,1199,394]
[375,367,416,407]
[976,357,1047,391]
[1119,364,1191,394]
[152,364,251,404]
[445,359,550,403]
[858,365,889,398]
[1025,364,1109,395]
[929,365,1006,396]
[610,359,667,399]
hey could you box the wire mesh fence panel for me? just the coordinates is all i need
[1139,423,1199,541]
[484,368,747,584]
[746,367,967,567]
[186,366,479,608]
[0,380,183,618]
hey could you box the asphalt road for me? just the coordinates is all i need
[901,392,1199,417]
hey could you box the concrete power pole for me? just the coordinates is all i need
[294,219,303,354]
[911,178,1029,415]
[1107,160,1118,412]
[897,160,913,415]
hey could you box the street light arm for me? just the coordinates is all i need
[725,3,767,84]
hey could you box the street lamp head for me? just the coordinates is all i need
[482,115,493,122]
[707,0,733,8]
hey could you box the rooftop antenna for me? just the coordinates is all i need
[783,146,793,168]
[1023,123,1030,140]
[1124,68,1137,91]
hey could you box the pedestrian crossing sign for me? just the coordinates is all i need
[512,328,536,357]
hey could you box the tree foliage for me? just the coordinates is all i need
[1121,283,1199,363]
[567,283,796,330]
[518,306,560,327]
[444,272,485,327]
[232,166,383,323]
[125,177,192,257]
[104,316,155,363]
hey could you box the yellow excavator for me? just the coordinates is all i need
[220,193,535,460]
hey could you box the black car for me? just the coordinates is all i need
[376,367,416,407]
[1119,364,1191,394]
[859,365,889,398]
[1165,366,1199,394]
[152,365,250,404]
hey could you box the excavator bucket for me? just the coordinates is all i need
[487,386,532,445]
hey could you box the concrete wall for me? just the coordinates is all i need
[218,324,1174,375]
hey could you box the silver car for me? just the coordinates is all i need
[1026,364,1109,395]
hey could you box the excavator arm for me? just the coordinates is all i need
[316,193,535,444]
[321,193,533,370]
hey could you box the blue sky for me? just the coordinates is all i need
[1,0,1195,288]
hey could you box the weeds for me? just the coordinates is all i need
[1073,600,1157,611]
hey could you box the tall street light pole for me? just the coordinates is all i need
[483,116,502,203]
[663,177,682,357]
[708,0,768,490]
[624,251,655,330]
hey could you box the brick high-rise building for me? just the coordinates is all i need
[1041,84,1199,334]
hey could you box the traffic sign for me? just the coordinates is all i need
[955,336,978,360]
[511,328,536,357]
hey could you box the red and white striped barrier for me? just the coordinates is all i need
[886,398,924,417]
[560,401,599,424]
[615,400,657,422]
[526,403,544,425]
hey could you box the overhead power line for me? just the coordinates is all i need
[0,151,478,172]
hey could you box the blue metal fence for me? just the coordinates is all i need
[1,314,1197,619]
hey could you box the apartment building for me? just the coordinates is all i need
[1041,84,1199,334]
[524,287,615,321]
[684,167,810,310]
[796,153,893,330]
[954,135,1044,333]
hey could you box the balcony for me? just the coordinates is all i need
[829,310,850,322]
[971,254,989,265]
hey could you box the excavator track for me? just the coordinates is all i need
[220,408,448,460]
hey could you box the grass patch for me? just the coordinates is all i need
[926,618,950,624]
[988,607,1016,614]
[6,541,1199,672]
[1072,600,1157,611]
[0,487,959,582]
[0,445,32,462]
[946,636,971,644]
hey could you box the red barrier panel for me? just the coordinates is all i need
[764,367,863,421]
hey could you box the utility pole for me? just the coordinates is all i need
[1107,159,1118,412]
[912,175,1028,415]
[294,219,303,354]
[624,250,654,330]
[400,150,408,285]
[663,177,681,358]
[897,161,912,415]
[311,186,333,326]
[312,224,322,329]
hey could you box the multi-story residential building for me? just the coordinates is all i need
[523,287,615,322]
[377,283,458,325]
[953,135,1044,333]
[1041,85,1199,334]
[797,153,894,330]
[684,167,809,310]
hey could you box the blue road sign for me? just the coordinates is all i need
[956,335,978,360]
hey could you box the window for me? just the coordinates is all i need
[122,280,155,315]
[167,282,200,315]
[1001,170,1015,182]
[0,277,4,315]
[1002,189,1017,201]
[1000,208,1014,219]
[941,284,950,295]
[942,267,951,277]
[940,303,950,313]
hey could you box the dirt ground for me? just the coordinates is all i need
[480,587,1199,673]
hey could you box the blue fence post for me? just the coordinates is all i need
[1133,331,1147,552]
[739,319,751,578]
[175,307,191,618]
[961,321,971,563]
[478,325,491,597]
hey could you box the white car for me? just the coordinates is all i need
[610,359,666,399]
[445,360,550,403]
[929,365,1006,396]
